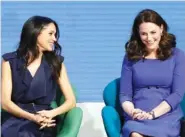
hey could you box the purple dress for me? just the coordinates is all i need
[119,48,185,137]
[1,51,64,137]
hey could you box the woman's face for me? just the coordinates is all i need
[37,23,57,52]
[139,22,163,52]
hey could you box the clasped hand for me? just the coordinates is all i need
[34,110,56,130]
[131,108,153,120]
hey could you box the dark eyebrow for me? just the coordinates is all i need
[139,31,147,34]
[139,30,156,34]
[49,30,56,33]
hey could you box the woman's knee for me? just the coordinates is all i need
[130,132,144,137]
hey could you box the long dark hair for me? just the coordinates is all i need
[126,9,176,61]
[17,16,62,79]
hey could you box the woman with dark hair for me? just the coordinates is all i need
[119,9,185,137]
[1,16,76,137]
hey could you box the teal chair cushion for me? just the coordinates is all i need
[102,78,122,137]
[102,106,121,137]
[103,78,120,107]
[181,95,185,116]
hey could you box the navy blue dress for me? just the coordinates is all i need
[120,48,185,137]
[1,51,64,137]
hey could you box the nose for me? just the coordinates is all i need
[53,35,57,42]
[147,34,152,41]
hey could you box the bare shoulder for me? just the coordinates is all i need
[1,59,11,75]
[1,58,11,67]
[1,51,17,71]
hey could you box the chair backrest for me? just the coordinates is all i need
[103,78,122,115]
[181,95,185,116]
[55,85,77,106]
[50,85,77,113]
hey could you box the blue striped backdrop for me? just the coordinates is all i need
[2,1,185,102]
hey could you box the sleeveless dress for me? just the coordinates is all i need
[120,48,185,137]
[1,51,64,137]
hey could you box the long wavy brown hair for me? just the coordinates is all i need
[17,16,62,79]
[126,9,176,61]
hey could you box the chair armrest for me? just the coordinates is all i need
[57,107,83,137]
[50,101,58,109]
[102,106,121,137]
[181,117,185,137]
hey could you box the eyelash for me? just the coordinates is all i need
[141,32,156,35]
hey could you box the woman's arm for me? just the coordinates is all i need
[149,49,185,119]
[121,101,135,117]
[1,59,35,121]
[120,55,135,117]
[48,63,76,117]
[148,101,171,119]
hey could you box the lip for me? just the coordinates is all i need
[49,42,54,45]
[147,42,154,44]
[145,40,155,44]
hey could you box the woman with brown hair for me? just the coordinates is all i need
[119,9,185,137]
[1,16,76,137]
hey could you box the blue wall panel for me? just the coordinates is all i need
[2,2,185,102]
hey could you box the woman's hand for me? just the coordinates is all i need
[131,108,150,120]
[133,111,150,120]
[36,110,56,119]
[39,117,56,130]
[130,108,142,118]
[147,112,154,120]
[32,113,45,125]
[36,110,56,129]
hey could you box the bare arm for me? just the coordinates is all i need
[122,101,135,117]
[50,63,76,117]
[1,59,35,121]
[149,101,171,119]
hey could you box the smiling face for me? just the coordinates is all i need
[37,23,57,52]
[139,22,163,52]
